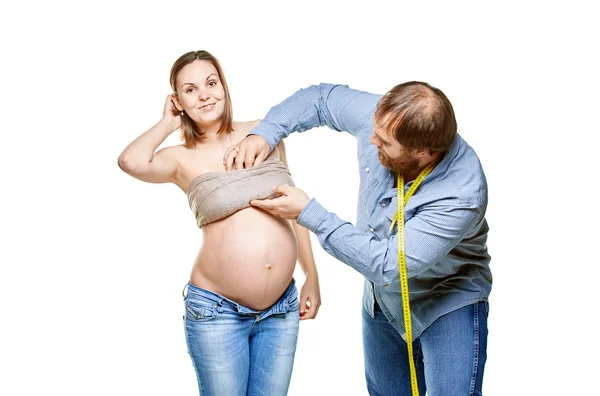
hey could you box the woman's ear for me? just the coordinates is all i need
[172,94,183,112]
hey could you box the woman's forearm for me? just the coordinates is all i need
[118,118,178,172]
[292,220,318,278]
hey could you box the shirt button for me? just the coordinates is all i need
[381,202,387,207]
[369,227,375,232]
[365,167,370,173]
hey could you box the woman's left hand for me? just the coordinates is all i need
[299,275,321,320]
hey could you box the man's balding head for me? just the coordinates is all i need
[374,82,457,153]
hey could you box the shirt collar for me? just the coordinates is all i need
[379,134,462,201]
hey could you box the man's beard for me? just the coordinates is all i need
[378,150,420,175]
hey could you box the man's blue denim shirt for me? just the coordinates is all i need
[252,84,492,340]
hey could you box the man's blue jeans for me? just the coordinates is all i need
[363,300,488,396]
[183,281,300,396]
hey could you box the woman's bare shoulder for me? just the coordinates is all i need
[232,119,262,137]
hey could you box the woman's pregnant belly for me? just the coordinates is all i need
[190,207,298,311]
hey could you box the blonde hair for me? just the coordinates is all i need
[169,50,233,148]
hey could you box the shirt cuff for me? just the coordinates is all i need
[297,198,329,233]
[247,123,282,151]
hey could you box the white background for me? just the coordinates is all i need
[1,1,598,395]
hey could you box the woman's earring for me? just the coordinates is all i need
[180,111,184,116]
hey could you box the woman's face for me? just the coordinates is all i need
[175,60,226,127]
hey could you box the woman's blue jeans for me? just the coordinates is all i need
[363,300,489,396]
[183,280,300,396]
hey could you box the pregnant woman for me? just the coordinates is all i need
[117,50,321,396]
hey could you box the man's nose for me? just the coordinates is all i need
[370,134,379,147]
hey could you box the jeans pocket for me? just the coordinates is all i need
[185,301,217,323]
[287,289,300,312]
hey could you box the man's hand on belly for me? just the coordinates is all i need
[250,184,310,220]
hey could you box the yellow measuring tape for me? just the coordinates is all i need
[388,159,438,396]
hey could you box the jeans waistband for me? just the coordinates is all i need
[182,279,296,315]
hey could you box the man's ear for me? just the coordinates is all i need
[172,94,183,112]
